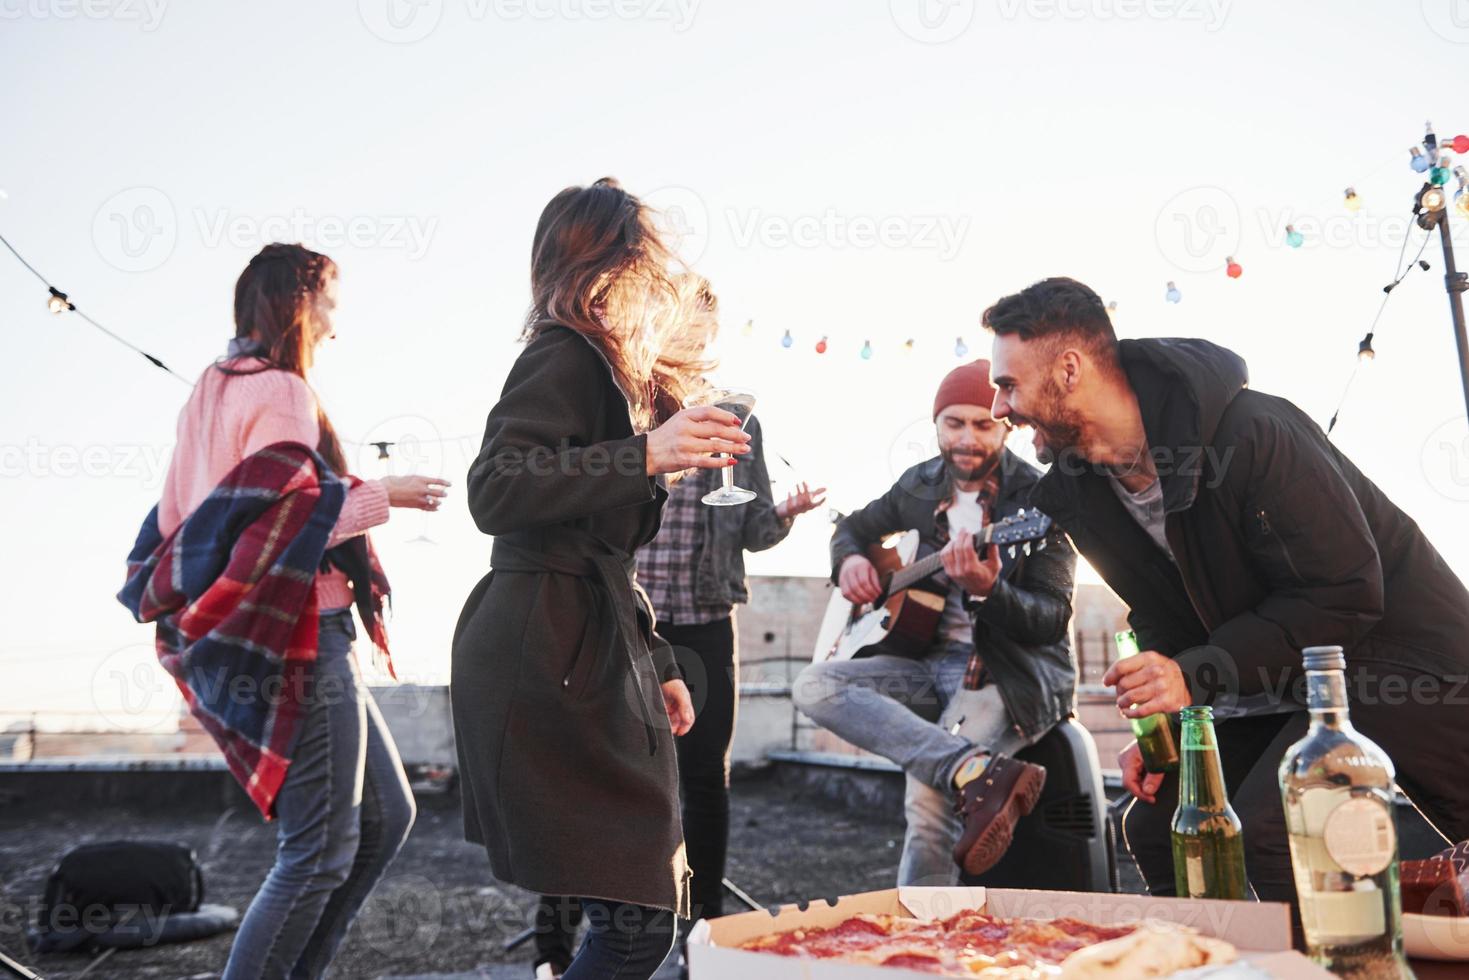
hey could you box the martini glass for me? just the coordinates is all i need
[683,386,757,506]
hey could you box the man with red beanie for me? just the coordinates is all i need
[794,361,1077,883]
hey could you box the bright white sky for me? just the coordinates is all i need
[3,1,1468,729]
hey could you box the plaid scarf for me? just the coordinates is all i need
[117,442,392,818]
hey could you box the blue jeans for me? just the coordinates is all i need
[793,642,1033,886]
[224,610,416,980]
[563,899,677,980]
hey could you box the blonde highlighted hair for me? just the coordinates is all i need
[524,177,715,431]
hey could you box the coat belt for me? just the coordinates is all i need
[491,534,660,755]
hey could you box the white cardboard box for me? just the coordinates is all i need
[688,887,1332,979]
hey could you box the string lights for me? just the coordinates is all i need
[9,124,1463,425]
[1321,119,1469,434]
[1,232,191,387]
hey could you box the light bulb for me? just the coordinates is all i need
[1455,187,1469,219]
[903,338,915,353]
[1454,135,1469,155]
[1431,158,1453,186]
[47,288,70,314]
[954,336,968,358]
[1165,282,1181,303]
[1358,333,1375,364]
[1285,224,1304,248]
[1411,147,1431,173]
[1106,300,1118,316]
[780,329,793,349]
[1225,256,1243,279]
[860,340,873,360]
[741,319,754,337]
[815,336,828,354]
[1344,187,1361,212]
[1422,187,1446,212]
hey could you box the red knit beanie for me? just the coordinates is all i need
[932,359,995,420]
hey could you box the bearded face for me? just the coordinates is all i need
[1012,376,1086,464]
[935,404,1007,482]
[989,335,1088,465]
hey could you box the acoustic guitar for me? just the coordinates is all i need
[811,508,1055,664]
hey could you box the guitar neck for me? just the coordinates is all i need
[888,525,995,594]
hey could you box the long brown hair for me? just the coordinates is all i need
[223,243,349,474]
[525,178,712,431]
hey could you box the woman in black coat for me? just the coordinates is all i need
[451,178,750,979]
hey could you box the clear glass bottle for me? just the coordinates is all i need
[1171,706,1249,900]
[1115,630,1179,773]
[1279,646,1414,978]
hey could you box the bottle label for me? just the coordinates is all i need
[1185,854,1206,897]
[1323,797,1396,876]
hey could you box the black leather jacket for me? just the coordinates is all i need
[829,449,1079,741]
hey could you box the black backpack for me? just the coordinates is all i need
[37,841,203,943]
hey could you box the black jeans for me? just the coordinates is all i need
[1124,666,1469,929]
[533,898,675,979]
[664,616,738,922]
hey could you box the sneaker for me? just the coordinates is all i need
[952,754,1046,876]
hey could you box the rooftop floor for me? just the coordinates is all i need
[8,768,1127,980]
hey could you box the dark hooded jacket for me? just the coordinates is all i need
[1028,338,1469,716]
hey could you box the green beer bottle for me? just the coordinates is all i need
[1114,630,1179,773]
[1171,706,1249,900]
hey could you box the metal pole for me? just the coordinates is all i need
[1436,212,1469,421]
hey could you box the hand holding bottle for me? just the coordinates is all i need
[1104,650,1191,718]
[1120,740,1166,804]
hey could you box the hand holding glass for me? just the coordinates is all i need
[682,387,757,506]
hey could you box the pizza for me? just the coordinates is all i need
[736,910,1237,978]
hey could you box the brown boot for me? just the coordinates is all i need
[952,754,1047,876]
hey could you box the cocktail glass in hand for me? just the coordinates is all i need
[682,387,757,506]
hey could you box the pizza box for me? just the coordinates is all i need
[687,886,1332,979]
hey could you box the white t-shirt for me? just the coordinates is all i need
[940,488,987,643]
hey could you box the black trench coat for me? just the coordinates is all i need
[451,323,690,915]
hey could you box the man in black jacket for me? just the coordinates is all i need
[794,360,1077,883]
[984,276,1469,906]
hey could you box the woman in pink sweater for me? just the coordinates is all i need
[158,243,448,980]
